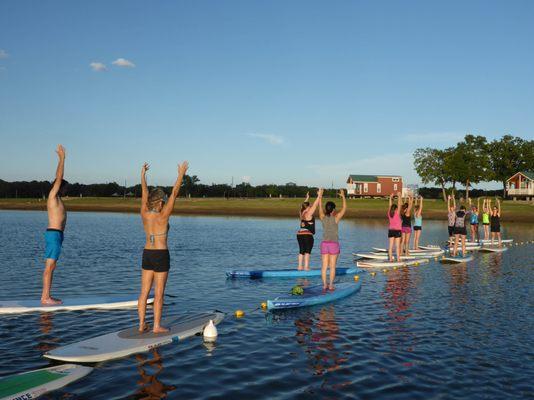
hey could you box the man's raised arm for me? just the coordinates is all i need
[49,145,65,198]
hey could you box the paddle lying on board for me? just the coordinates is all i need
[266,282,361,310]
[226,267,359,279]
[0,364,92,400]
[0,296,153,315]
[44,311,224,363]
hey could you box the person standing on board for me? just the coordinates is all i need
[490,198,502,247]
[412,196,423,250]
[297,189,323,271]
[400,195,413,256]
[318,189,347,291]
[452,205,468,257]
[482,198,491,241]
[41,145,68,305]
[447,194,456,240]
[387,192,402,262]
[138,161,188,334]
[468,197,480,242]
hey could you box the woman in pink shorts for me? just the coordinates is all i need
[319,189,347,291]
[388,192,402,262]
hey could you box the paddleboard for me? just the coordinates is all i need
[479,246,508,253]
[372,247,443,254]
[479,239,513,244]
[353,253,417,260]
[44,311,224,363]
[0,295,153,315]
[440,255,474,263]
[356,259,429,268]
[0,364,92,400]
[226,267,359,279]
[267,282,360,310]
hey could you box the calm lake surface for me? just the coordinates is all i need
[0,210,533,400]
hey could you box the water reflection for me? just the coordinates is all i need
[294,306,346,376]
[133,349,176,400]
[35,312,59,353]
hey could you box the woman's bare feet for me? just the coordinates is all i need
[41,297,62,306]
[138,323,150,333]
[153,326,169,334]
[328,285,335,291]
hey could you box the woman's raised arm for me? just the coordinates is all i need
[161,161,189,217]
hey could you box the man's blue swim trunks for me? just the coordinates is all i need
[45,229,64,261]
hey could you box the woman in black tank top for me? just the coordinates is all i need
[490,199,502,246]
[297,189,323,271]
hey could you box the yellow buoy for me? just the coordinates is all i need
[415,262,419,266]
[370,272,376,276]
[261,302,267,310]
[353,275,360,281]
[393,266,397,270]
[235,310,245,318]
[382,268,388,273]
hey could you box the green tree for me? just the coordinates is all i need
[450,135,490,200]
[413,147,452,201]
[489,135,534,197]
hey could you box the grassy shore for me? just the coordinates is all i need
[1,197,533,222]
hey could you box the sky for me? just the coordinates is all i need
[1,0,533,189]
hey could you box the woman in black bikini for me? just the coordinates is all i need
[297,189,323,270]
[138,161,188,334]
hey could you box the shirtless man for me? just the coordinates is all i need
[41,145,68,305]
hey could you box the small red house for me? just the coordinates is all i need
[506,171,534,200]
[346,175,403,197]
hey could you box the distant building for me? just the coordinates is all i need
[346,175,403,197]
[506,171,534,200]
[285,182,297,187]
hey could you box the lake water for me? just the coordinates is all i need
[0,210,533,399]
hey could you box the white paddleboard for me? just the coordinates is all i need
[0,296,153,315]
[440,255,474,263]
[353,253,416,260]
[479,246,508,253]
[356,259,429,268]
[372,247,443,254]
[44,311,224,362]
[0,364,92,400]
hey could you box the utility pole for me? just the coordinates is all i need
[124,179,126,199]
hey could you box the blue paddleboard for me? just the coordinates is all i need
[226,267,359,279]
[266,281,361,310]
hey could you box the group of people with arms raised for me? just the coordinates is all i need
[41,145,504,334]
[41,145,188,334]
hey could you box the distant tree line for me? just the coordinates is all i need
[414,134,534,200]
[0,178,341,199]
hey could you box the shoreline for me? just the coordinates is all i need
[1,197,533,222]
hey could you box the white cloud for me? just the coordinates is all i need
[89,62,107,72]
[0,49,8,59]
[404,132,463,143]
[112,58,135,68]
[307,152,420,186]
[248,133,284,145]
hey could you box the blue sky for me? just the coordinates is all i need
[1,1,533,189]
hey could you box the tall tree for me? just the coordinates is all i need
[451,135,490,200]
[413,147,452,201]
[489,135,534,197]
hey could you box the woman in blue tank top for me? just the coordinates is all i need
[412,196,423,249]
[468,197,480,242]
